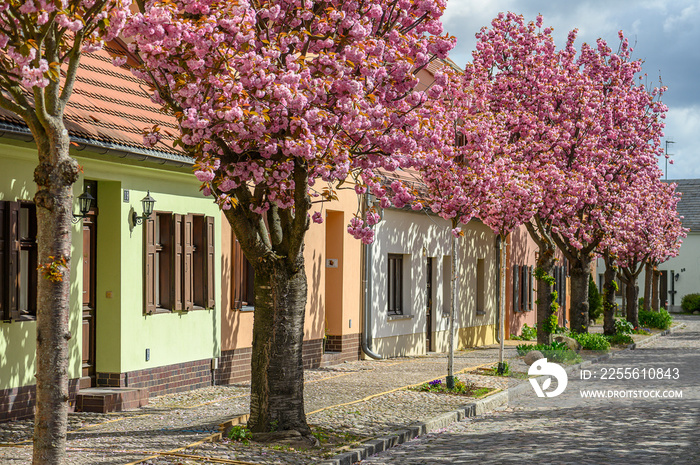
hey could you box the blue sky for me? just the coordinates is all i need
[442,0,700,180]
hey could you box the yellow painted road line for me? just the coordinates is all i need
[306,360,507,416]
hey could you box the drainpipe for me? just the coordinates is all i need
[361,194,382,360]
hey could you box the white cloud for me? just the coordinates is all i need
[660,105,700,179]
[663,4,700,33]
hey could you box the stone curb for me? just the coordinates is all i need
[317,323,686,465]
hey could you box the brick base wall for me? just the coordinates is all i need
[327,333,362,357]
[0,379,79,422]
[97,358,214,397]
[216,346,252,385]
[216,336,361,386]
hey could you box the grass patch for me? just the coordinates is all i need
[410,379,495,397]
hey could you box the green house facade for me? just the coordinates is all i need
[0,46,222,420]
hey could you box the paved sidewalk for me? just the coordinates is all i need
[0,325,681,465]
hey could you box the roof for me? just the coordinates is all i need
[671,179,700,232]
[0,42,190,166]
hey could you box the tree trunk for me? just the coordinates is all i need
[248,249,311,438]
[535,244,556,345]
[643,262,652,312]
[33,124,80,464]
[602,259,617,336]
[652,267,660,311]
[569,254,593,333]
[625,280,639,327]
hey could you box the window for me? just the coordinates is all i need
[1,201,37,320]
[512,264,533,312]
[476,258,485,314]
[144,212,215,314]
[387,254,403,315]
[231,234,255,310]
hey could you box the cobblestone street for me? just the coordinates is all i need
[0,318,693,464]
[361,315,700,465]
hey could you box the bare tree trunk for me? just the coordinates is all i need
[32,123,80,465]
[652,267,660,311]
[602,258,617,336]
[643,262,652,312]
[620,265,644,328]
[248,250,311,439]
[625,277,639,328]
[525,220,556,345]
[569,254,593,333]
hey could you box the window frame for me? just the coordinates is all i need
[231,234,255,311]
[144,210,215,315]
[1,200,37,321]
[387,253,404,316]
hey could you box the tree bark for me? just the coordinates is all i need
[643,262,652,312]
[525,219,557,345]
[602,257,617,336]
[248,249,311,437]
[619,268,640,328]
[569,254,593,333]
[32,123,80,465]
[651,267,660,311]
[625,278,639,327]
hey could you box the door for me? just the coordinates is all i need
[81,181,98,388]
[660,270,668,309]
[426,257,433,353]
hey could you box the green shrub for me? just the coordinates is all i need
[681,293,700,313]
[606,333,634,345]
[638,297,645,310]
[615,318,634,335]
[227,425,252,441]
[589,275,603,321]
[569,332,610,351]
[516,342,581,364]
[638,308,673,330]
[490,361,510,376]
[512,324,537,341]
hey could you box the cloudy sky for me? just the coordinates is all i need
[441,0,700,180]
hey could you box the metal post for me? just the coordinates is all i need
[447,219,457,389]
[498,233,507,374]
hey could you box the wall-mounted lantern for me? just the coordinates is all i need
[71,191,94,223]
[131,191,156,226]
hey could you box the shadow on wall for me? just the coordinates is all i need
[0,322,37,420]
[508,225,538,337]
[371,211,497,350]
[371,332,425,358]
[306,248,324,342]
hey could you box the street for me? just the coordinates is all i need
[361,316,700,465]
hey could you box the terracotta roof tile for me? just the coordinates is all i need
[0,44,185,161]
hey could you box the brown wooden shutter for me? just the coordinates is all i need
[7,202,20,320]
[231,233,243,310]
[205,216,215,308]
[512,265,520,313]
[0,202,7,319]
[172,214,183,311]
[183,214,194,310]
[529,266,534,311]
[144,214,157,314]
[520,266,530,312]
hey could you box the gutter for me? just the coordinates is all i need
[0,120,193,168]
[361,193,382,360]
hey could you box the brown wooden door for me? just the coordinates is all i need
[426,257,433,353]
[81,184,98,388]
[660,270,668,309]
